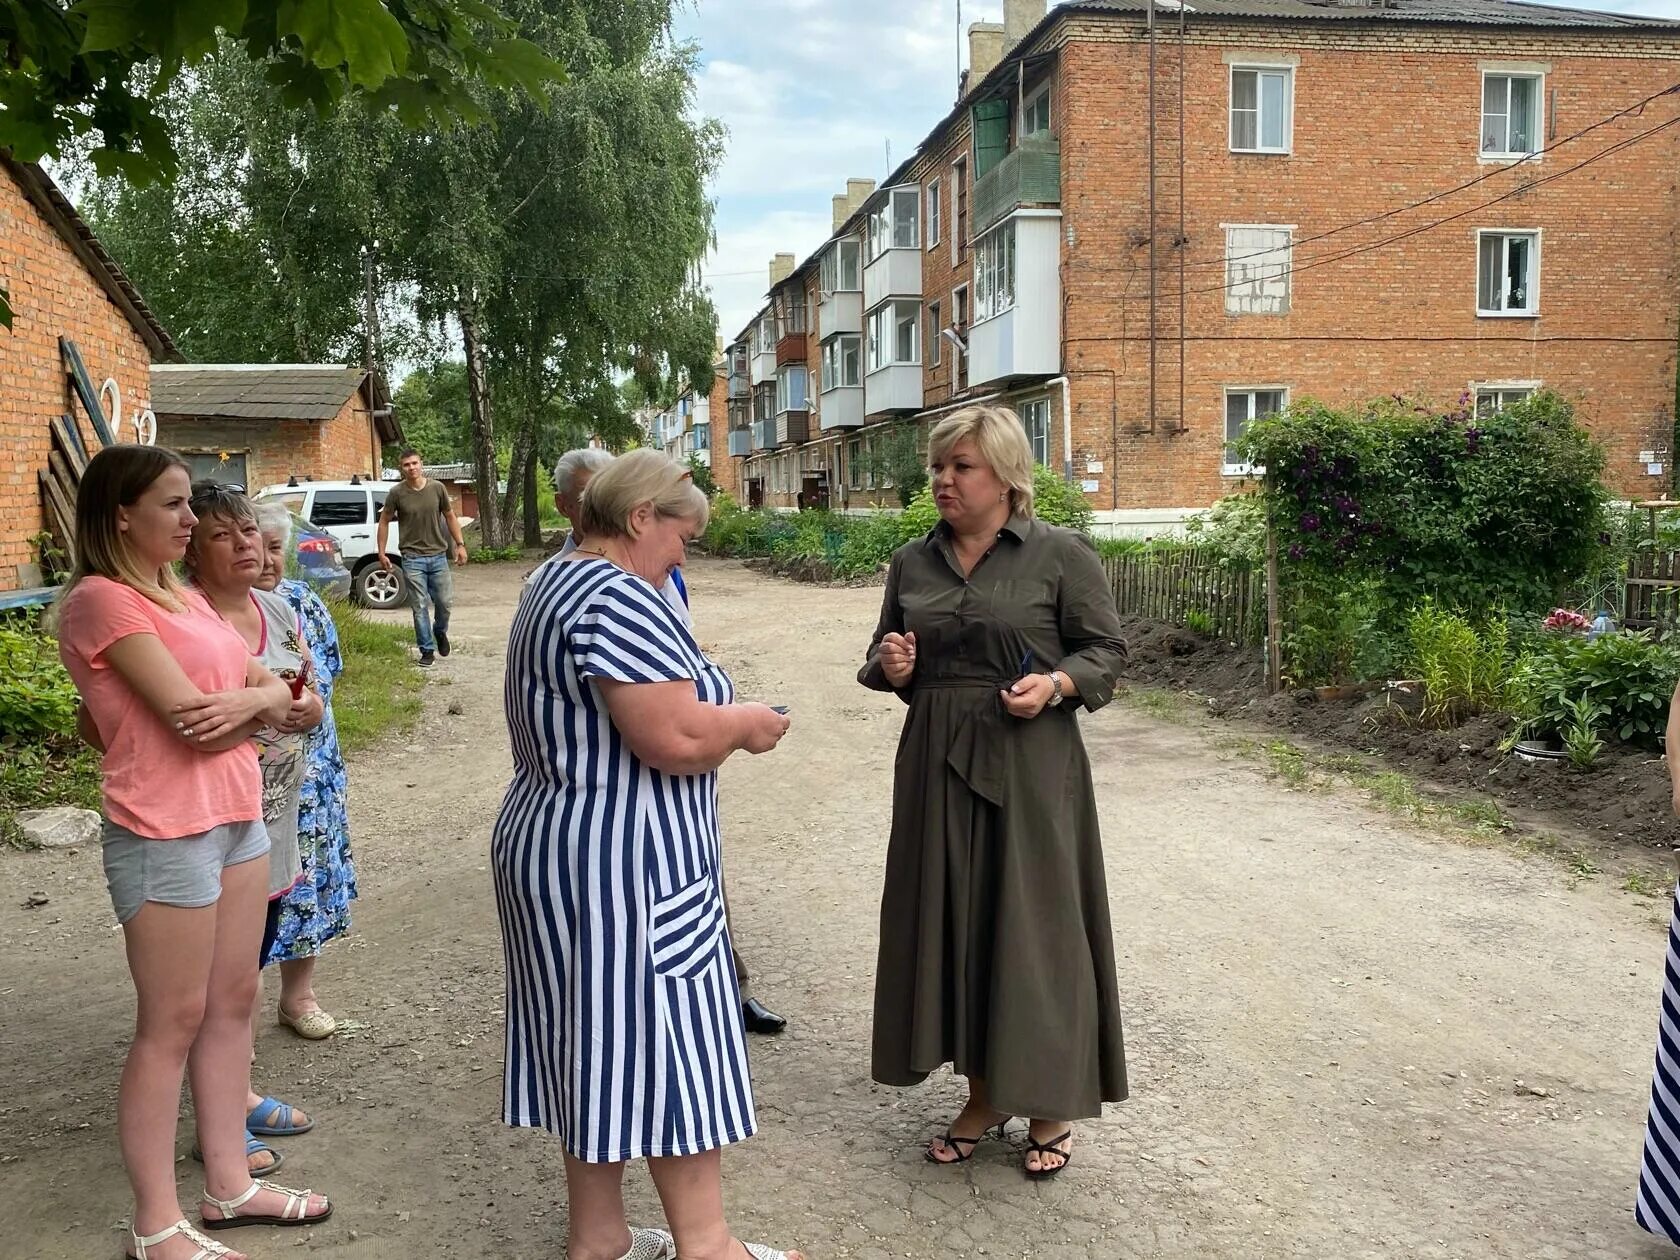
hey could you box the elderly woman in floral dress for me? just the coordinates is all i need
[253,502,358,1040]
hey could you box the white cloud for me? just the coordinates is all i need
[701,207,835,339]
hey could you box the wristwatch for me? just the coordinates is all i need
[1047,671,1064,707]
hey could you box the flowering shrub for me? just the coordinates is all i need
[1543,608,1591,633]
[1237,391,1610,685]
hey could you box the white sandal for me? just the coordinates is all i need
[199,1179,332,1230]
[617,1227,676,1259]
[743,1246,796,1259]
[128,1218,239,1259]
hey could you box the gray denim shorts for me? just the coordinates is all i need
[102,818,270,925]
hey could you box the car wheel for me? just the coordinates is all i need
[355,561,406,609]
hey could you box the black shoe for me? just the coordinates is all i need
[436,630,450,657]
[419,651,435,667]
[742,998,786,1035]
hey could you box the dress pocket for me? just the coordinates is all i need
[649,873,726,980]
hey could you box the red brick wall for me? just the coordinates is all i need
[0,165,153,588]
[707,372,742,502]
[1056,23,1680,509]
[156,389,383,494]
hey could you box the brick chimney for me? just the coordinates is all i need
[1003,0,1045,53]
[769,253,797,288]
[833,177,876,230]
[968,22,1006,89]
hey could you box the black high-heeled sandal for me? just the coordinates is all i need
[925,1119,1009,1164]
[1023,1130,1073,1180]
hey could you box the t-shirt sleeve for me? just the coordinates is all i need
[569,575,697,685]
[59,579,164,668]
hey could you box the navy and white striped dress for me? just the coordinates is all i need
[492,556,756,1163]
[1637,873,1680,1244]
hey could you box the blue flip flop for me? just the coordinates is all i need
[246,1096,314,1137]
[191,1130,284,1174]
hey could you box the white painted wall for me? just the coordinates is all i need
[863,247,922,309]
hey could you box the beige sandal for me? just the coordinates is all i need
[278,1006,337,1039]
[611,1228,675,1259]
[128,1218,240,1259]
[743,1245,797,1259]
[200,1180,332,1230]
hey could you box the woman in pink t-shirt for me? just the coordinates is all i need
[57,446,331,1260]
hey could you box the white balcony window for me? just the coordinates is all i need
[1224,387,1286,475]
[821,335,861,391]
[1022,84,1051,137]
[1230,66,1292,154]
[1021,397,1051,466]
[1224,225,1292,315]
[822,238,862,293]
[1477,230,1539,316]
[1482,73,1542,159]
[867,301,921,371]
[867,187,921,262]
[777,366,810,413]
[974,222,1016,322]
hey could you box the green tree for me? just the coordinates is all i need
[863,422,929,508]
[392,361,472,463]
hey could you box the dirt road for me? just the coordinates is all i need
[1,558,1674,1259]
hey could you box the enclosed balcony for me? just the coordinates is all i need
[728,428,751,457]
[820,289,862,338]
[752,418,776,451]
[727,345,750,399]
[819,387,864,431]
[972,136,1061,238]
[750,318,778,386]
[967,214,1063,389]
[776,306,808,365]
[775,411,810,446]
[863,249,921,310]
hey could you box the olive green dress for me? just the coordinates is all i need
[859,516,1129,1121]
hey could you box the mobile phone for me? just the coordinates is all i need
[1019,649,1037,677]
[770,705,790,715]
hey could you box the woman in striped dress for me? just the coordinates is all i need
[493,450,802,1260]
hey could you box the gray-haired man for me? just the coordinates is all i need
[552,448,787,1036]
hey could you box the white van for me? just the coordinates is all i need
[255,479,406,608]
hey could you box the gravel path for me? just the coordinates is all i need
[0,557,1674,1259]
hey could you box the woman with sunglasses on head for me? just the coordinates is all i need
[57,446,329,1260]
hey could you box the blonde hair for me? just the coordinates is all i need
[65,444,193,612]
[578,448,709,538]
[927,404,1037,518]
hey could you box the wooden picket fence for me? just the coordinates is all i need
[1623,550,1680,633]
[1102,547,1264,644]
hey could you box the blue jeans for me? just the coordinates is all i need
[401,554,453,654]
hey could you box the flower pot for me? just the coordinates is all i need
[1511,738,1568,765]
[1313,682,1380,702]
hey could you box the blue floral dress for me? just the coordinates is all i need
[265,579,358,964]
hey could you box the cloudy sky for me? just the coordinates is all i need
[674,0,1680,341]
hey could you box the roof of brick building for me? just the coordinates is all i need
[150,364,399,441]
[1063,0,1679,28]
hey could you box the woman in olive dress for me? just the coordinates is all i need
[859,404,1128,1179]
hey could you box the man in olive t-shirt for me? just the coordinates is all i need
[378,450,467,666]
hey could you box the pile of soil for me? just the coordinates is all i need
[1116,616,1680,852]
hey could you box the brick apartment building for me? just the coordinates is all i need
[715,0,1680,532]
[648,346,742,501]
[150,363,399,493]
[0,155,177,593]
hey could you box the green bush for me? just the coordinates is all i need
[1031,465,1094,531]
[1507,630,1680,748]
[1405,600,1509,725]
[1184,492,1267,566]
[0,621,78,740]
[1283,577,1395,687]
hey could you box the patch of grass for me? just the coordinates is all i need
[1625,869,1668,898]
[0,737,102,850]
[1360,770,1429,819]
[1117,686,1193,724]
[469,544,524,564]
[1215,734,1260,757]
[1448,797,1511,834]
[1265,740,1311,787]
[1567,850,1602,879]
[326,598,423,756]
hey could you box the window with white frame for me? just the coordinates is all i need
[694,423,711,451]
[777,366,810,413]
[1022,84,1051,137]
[952,157,969,266]
[951,284,969,389]
[1020,398,1051,466]
[1224,225,1292,315]
[1224,387,1286,474]
[928,301,942,366]
[821,238,862,293]
[974,222,1017,322]
[1473,383,1537,418]
[927,180,942,247]
[867,187,921,262]
[821,335,861,391]
[848,439,862,489]
[1481,73,1542,159]
[867,301,921,371]
[1229,66,1292,153]
[1477,230,1539,316]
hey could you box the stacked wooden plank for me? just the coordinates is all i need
[35,338,112,576]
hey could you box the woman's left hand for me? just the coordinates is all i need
[279,689,325,734]
[172,688,269,742]
[1000,672,1055,720]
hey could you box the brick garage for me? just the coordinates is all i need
[0,156,177,591]
[149,364,401,493]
